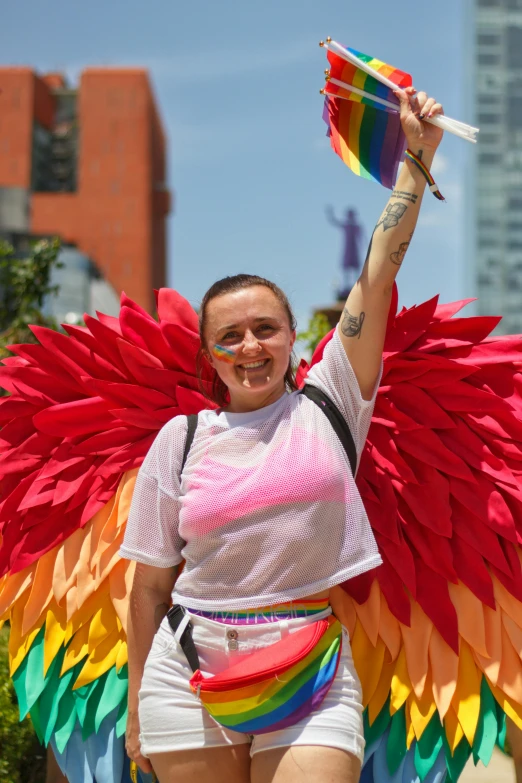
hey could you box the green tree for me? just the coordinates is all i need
[0,237,62,359]
[296,312,331,357]
[0,624,46,782]
[0,237,62,780]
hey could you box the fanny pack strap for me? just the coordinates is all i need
[166,605,200,672]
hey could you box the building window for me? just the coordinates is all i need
[478,273,493,287]
[478,94,501,105]
[477,53,501,66]
[508,97,522,131]
[507,27,522,69]
[478,113,500,124]
[477,33,501,45]
[32,90,78,193]
[479,153,503,164]
[31,123,52,191]
[479,133,501,145]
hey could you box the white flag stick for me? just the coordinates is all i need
[324,76,477,143]
[321,39,479,143]
[326,76,399,110]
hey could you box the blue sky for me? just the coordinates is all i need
[4,0,471,331]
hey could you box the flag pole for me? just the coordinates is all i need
[324,75,400,111]
[320,39,479,143]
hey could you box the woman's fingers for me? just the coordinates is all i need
[393,87,416,119]
[414,91,428,116]
[419,97,436,119]
[428,102,444,118]
[138,757,154,774]
[416,96,444,121]
[127,735,154,774]
[394,88,444,124]
[130,754,153,774]
[394,87,444,121]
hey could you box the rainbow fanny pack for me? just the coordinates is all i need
[166,606,342,735]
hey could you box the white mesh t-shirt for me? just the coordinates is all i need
[120,328,382,609]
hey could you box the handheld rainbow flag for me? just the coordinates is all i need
[320,39,479,188]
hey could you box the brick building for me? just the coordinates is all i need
[0,67,171,313]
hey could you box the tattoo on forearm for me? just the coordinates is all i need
[391,189,418,205]
[389,232,413,267]
[341,308,365,339]
[417,149,423,160]
[377,202,408,231]
[154,602,169,631]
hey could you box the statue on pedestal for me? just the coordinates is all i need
[326,206,364,300]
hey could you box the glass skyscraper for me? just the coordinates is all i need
[470,0,522,334]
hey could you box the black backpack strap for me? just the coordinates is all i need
[300,385,357,476]
[181,414,198,474]
[166,605,200,672]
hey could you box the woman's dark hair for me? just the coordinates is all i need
[196,274,298,407]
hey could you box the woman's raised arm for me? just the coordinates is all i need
[337,87,444,399]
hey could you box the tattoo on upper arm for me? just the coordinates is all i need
[341,308,365,339]
[376,202,408,232]
[390,189,418,205]
[154,602,169,631]
[390,232,413,266]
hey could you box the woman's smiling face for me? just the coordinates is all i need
[204,285,296,412]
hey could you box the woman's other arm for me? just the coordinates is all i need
[126,563,178,774]
[338,88,444,399]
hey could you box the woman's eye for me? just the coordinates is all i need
[258,324,274,333]
[222,332,238,341]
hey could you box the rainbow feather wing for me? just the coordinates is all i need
[307,296,522,782]
[322,47,411,188]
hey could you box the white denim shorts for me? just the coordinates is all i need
[138,606,365,761]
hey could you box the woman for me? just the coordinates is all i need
[121,86,444,783]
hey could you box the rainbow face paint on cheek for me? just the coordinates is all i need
[211,344,236,364]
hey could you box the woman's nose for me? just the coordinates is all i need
[242,331,262,352]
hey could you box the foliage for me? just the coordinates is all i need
[0,237,62,779]
[296,311,331,356]
[0,625,46,783]
[0,237,62,360]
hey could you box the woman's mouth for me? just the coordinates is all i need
[237,359,270,370]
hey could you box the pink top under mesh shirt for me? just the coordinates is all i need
[120,328,382,610]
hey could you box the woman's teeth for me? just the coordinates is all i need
[240,360,268,369]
